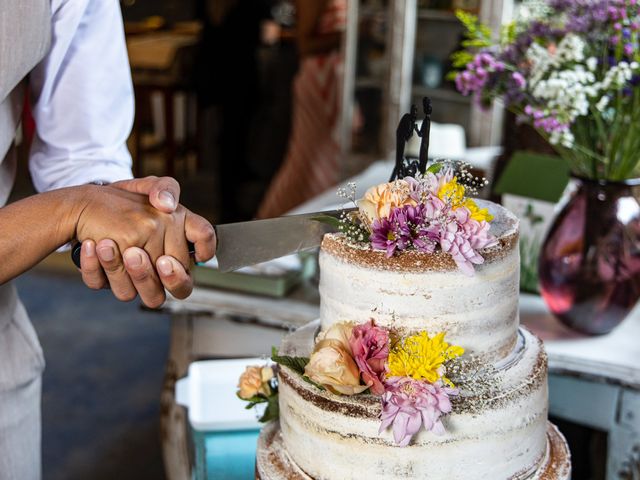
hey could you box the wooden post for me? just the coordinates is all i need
[382,0,417,158]
[161,314,193,480]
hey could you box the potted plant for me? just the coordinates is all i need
[451,0,640,334]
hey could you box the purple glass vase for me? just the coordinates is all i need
[538,176,640,335]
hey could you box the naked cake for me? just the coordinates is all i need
[242,168,571,479]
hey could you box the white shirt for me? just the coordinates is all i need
[28,0,134,192]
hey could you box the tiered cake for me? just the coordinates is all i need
[254,177,570,479]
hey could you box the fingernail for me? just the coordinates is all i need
[124,250,143,268]
[83,241,95,257]
[158,190,176,210]
[158,257,174,276]
[97,245,115,262]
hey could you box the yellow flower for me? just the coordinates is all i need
[437,177,466,208]
[464,198,494,222]
[438,176,494,223]
[387,332,464,385]
[358,180,417,225]
[238,365,273,399]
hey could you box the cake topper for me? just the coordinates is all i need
[417,97,432,174]
[390,97,432,181]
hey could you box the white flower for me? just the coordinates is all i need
[586,57,598,72]
[596,96,610,112]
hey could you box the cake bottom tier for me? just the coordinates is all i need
[273,322,554,479]
[256,421,571,480]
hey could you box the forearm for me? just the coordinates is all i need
[298,32,342,57]
[0,186,87,284]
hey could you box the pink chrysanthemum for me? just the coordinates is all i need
[440,207,497,276]
[379,377,458,447]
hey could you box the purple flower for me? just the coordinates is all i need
[456,52,505,97]
[370,206,414,257]
[379,377,458,447]
[370,215,408,257]
[512,71,526,89]
[370,201,445,257]
[624,43,634,56]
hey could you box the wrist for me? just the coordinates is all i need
[63,184,99,243]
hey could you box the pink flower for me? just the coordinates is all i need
[379,377,458,447]
[349,320,390,395]
[440,207,497,276]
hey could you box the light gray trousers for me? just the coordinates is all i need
[0,283,44,480]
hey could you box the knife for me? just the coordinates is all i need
[71,208,356,272]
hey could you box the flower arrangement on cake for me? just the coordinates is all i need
[320,163,497,275]
[451,0,640,180]
[238,320,465,446]
[237,364,279,422]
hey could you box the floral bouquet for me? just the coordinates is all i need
[452,0,640,180]
[262,320,465,447]
[324,163,496,275]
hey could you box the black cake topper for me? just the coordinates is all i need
[390,97,432,181]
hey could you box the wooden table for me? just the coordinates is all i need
[521,294,640,479]
[159,284,319,480]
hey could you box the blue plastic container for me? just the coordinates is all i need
[176,359,265,480]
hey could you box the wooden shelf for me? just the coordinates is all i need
[356,76,385,89]
[417,9,459,22]
[412,85,471,104]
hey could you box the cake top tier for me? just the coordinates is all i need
[318,199,521,363]
[322,200,518,273]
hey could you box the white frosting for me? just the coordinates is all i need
[319,243,520,362]
[257,421,570,480]
[278,328,548,480]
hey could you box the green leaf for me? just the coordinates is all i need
[450,50,474,69]
[302,375,326,391]
[426,162,443,174]
[271,346,309,375]
[311,215,342,229]
[259,394,280,422]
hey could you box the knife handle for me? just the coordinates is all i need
[71,241,196,269]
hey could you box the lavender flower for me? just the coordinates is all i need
[456,53,505,97]
[379,377,458,446]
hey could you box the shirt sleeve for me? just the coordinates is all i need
[28,0,134,192]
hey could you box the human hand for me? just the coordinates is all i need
[79,176,189,297]
[75,182,215,307]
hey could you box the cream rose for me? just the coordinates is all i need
[357,180,417,225]
[304,339,368,396]
[238,365,272,399]
[316,322,354,350]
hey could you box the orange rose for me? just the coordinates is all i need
[238,365,273,399]
[358,180,417,225]
[304,339,368,396]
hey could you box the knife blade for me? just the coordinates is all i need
[71,208,356,272]
[214,208,356,272]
